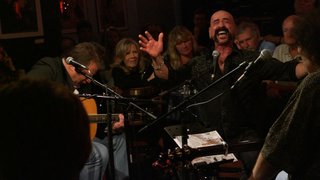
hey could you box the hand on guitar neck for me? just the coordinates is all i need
[112,114,124,134]
[80,98,125,140]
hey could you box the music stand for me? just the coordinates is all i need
[164,124,237,180]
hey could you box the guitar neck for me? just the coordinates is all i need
[88,114,120,123]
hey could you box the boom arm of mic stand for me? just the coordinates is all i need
[82,73,157,120]
[158,79,191,96]
[138,61,248,134]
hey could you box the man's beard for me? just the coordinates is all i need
[213,27,233,45]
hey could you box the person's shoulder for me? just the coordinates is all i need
[304,70,320,87]
[29,57,62,71]
[274,44,289,51]
[36,57,62,66]
[111,65,123,71]
[111,66,125,75]
[260,40,276,51]
[234,49,260,63]
[296,70,320,100]
[191,52,211,64]
[261,40,275,46]
[27,57,62,80]
[189,53,212,75]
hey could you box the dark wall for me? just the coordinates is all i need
[136,0,176,36]
[181,0,294,36]
[1,0,295,72]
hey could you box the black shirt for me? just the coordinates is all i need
[170,48,299,141]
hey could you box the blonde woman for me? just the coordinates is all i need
[111,38,159,94]
[164,25,206,87]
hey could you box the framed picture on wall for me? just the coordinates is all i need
[0,0,43,39]
[60,0,87,33]
[96,0,128,32]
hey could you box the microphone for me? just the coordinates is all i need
[211,50,220,79]
[65,57,88,70]
[242,49,271,74]
[249,49,271,67]
[231,49,271,89]
[212,50,220,60]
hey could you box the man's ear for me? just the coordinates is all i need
[63,61,76,74]
[69,65,76,72]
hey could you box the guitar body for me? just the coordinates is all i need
[81,98,98,140]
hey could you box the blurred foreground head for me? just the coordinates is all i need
[0,78,91,180]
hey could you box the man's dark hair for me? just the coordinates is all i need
[293,9,320,65]
[65,42,103,67]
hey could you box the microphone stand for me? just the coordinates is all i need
[81,72,157,119]
[138,61,248,135]
[79,70,157,180]
[138,61,248,180]
[158,79,192,97]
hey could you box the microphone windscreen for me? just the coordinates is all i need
[65,57,73,64]
[212,50,220,59]
[260,49,272,60]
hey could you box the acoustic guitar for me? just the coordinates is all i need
[80,98,119,140]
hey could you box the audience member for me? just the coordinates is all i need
[264,0,318,45]
[137,25,205,88]
[0,79,91,180]
[157,25,207,127]
[111,38,159,94]
[272,15,301,62]
[249,9,320,179]
[294,0,319,15]
[235,21,276,53]
[192,8,211,52]
[27,42,128,180]
[139,10,307,177]
[164,25,205,86]
[110,38,165,165]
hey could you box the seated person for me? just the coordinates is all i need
[165,25,206,87]
[111,38,161,96]
[263,0,318,45]
[272,15,301,62]
[27,42,128,180]
[235,21,275,53]
[250,9,320,179]
[0,79,91,180]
